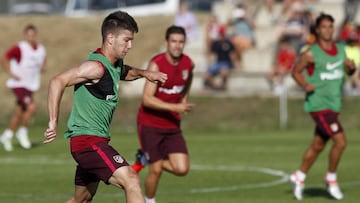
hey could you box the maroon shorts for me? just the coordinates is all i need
[71,141,129,186]
[12,88,33,110]
[310,110,343,141]
[138,124,188,163]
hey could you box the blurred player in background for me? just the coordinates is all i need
[43,11,167,203]
[291,13,356,201]
[0,24,46,151]
[132,25,195,203]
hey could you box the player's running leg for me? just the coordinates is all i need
[109,166,144,203]
[290,135,326,200]
[65,182,99,203]
[325,132,346,200]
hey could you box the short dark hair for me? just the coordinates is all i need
[101,10,138,43]
[24,24,37,33]
[315,12,334,29]
[165,25,186,40]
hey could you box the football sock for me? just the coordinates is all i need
[1,129,14,139]
[16,126,28,136]
[326,172,337,182]
[145,197,156,203]
[295,170,306,182]
[132,162,145,173]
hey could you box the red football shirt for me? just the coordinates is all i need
[137,53,193,129]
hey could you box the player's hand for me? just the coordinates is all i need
[146,71,168,85]
[43,120,57,144]
[345,58,356,75]
[303,83,314,93]
[11,73,21,81]
[175,102,195,114]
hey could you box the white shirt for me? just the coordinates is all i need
[6,40,46,91]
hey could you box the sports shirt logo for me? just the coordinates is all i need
[158,85,185,94]
[326,60,343,70]
[330,123,339,132]
[113,155,124,163]
[182,70,189,80]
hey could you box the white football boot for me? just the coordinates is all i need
[326,180,344,200]
[290,173,305,200]
[1,135,13,151]
[16,127,31,149]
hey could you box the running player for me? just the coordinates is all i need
[43,11,167,203]
[290,13,356,200]
[1,24,46,151]
[132,25,195,203]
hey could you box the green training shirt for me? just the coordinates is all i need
[64,51,122,139]
[305,43,346,113]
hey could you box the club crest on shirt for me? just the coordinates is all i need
[113,155,124,163]
[330,123,339,132]
[182,70,189,80]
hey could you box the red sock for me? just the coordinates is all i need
[132,162,144,173]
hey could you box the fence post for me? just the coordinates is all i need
[279,85,288,129]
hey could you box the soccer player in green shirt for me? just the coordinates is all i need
[43,11,167,203]
[290,13,356,201]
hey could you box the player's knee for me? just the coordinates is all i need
[123,175,142,194]
[173,165,189,176]
[335,139,347,151]
[122,168,142,189]
[333,133,347,151]
[312,143,325,153]
[27,103,36,113]
[149,166,163,177]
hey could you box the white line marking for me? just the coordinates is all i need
[1,157,360,198]
[188,165,289,193]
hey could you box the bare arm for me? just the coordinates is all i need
[43,61,105,144]
[1,56,20,80]
[40,57,47,73]
[181,64,194,103]
[142,62,194,114]
[122,64,168,84]
[291,51,315,93]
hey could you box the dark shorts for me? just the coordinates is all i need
[12,88,33,110]
[71,141,129,186]
[310,110,343,141]
[138,124,188,163]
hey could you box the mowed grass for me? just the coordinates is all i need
[0,121,359,202]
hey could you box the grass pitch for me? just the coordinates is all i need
[0,126,359,203]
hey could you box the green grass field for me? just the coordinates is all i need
[1,97,360,203]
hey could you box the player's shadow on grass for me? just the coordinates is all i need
[287,187,333,200]
[304,187,333,199]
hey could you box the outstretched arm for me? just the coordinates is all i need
[122,64,168,84]
[43,61,105,144]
